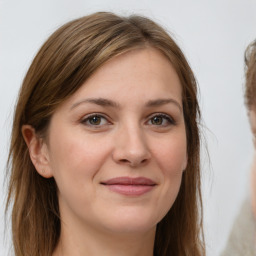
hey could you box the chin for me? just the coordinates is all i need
[98,207,164,234]
[104,221,157,235]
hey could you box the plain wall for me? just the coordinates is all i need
[1,0,256,255]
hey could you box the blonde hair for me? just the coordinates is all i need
[6,12,205,256]
[245,40,256,110]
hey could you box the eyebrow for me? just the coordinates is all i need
[70,98,120,110]
[70,97,182,112]
[145,99,182,112]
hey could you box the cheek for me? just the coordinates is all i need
[47,133,114,220]
[151,133,186,207]
[49,129,108,170]
[47,131,111,195]
[153,134,187,177]
[151,140,185,223]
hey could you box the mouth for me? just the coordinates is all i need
[100,176,157,196]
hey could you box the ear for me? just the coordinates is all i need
[182,153,188,172]
[22,125,53,178]
[249,111,256,148]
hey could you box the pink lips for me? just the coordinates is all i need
[101,177,156,196]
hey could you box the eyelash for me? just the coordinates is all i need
[81,113,111,127]
[80,113,176,128]
[147,113,176,126]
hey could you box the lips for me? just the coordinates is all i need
[100,177,156,196]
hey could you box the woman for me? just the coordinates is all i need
[222,40,256,255]
[6,12,205,256]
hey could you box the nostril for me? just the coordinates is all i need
[141,159,147,164]
[120,159,129,163]
[119,158,148,166]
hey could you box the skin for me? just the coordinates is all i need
[249,110,256,217]
[23,47,187,256]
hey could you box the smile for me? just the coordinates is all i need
[100,176,157,196]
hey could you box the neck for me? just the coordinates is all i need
[53,220,156,256]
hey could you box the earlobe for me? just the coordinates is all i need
[22,125,53,178]
[182,154,188,171]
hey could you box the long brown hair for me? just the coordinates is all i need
[6,12,205,256]
[245,40,256,110]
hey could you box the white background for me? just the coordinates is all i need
[1,0,256,255]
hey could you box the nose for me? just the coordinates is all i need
[112,124,151,167]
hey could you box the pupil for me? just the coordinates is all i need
[152,116,162,125]
[90,116,101,125]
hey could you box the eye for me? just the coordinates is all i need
[81,114,109,127]
[147,114,175,126]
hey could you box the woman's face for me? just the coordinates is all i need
[249,110,256,218]
[249,110,256,148]
[42,47,187,235]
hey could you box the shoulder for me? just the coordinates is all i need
[221,199,256,256]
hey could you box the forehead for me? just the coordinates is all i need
[66,47,182,106]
